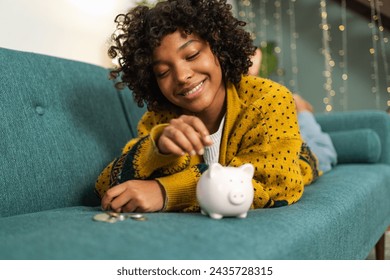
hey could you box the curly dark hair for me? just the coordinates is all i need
[109,0,255,112]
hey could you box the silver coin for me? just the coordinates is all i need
[106,211,126,221]
[93,213,110,221]
[131,216,148,221]
[93,213,116,223]
[126,213,144,219]
[94,212,146,222]
[107,211,121,217]
[106,217,118,223]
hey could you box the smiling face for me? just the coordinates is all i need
[152,30,226,130]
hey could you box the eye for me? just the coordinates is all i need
[155,69,169,79]
[187,52,200,61]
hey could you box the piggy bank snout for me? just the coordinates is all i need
[228,189,246,205]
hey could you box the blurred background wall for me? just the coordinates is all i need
[0,0,388,113]
[0,0,136,67]
[234,0,390,112]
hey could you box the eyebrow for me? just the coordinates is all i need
[152,39,200,66]
[178,39,199,50]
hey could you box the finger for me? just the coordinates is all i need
[176,122,206,155]
[180,115,213,146]
[163,124,199,155]
[101,184,126,210]
[171,117,212,154]
[110,206,122,213]
[122,200,140,213]
[109,189,136,212]
[179,115,210,136]
[158,134,187,156]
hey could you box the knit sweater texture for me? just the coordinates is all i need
[95,76,320,211]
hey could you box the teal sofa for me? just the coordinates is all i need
[1,47,389,260]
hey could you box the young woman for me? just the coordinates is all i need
[95,0,320,213]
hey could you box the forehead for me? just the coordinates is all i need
[154,31,203,55]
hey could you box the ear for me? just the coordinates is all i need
[209,163,224,179]
[239,163,255,178]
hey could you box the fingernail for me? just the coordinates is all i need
[198,148,204,155]
[190,150,196,156]
[205,135,212,144]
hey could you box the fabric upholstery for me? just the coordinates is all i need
[329,129,381,163]
[0,48,133,217]
[1,164,389,260]
[316,111,390,164]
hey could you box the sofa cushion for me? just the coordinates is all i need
[329,129,381,163]
[0,48,133,217]
[315,111,390,165]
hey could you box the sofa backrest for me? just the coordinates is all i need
[0,48,145,217]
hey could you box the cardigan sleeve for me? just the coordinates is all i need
[95,110,206,211]
[154,163,208,211]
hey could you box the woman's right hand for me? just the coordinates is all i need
[157,115,213,156]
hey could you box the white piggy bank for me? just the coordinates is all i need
[196,163,254,219]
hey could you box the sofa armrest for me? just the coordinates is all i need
[315,110,390,165]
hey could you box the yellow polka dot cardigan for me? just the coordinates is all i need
[95,76,320,212]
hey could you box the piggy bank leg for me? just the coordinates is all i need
[237,212,248,219]
[200,209,208,216]
[209,213,223,220]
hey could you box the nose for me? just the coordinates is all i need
[174,63,193,84]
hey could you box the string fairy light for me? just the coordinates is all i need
[320,0,335,113]
[373,0,390,110]
[288,0,299,94]
[338,0,348,111]
[257,0,269,75]
[273,0,285,85]
[369,0,381,109]
[238,0,256,40]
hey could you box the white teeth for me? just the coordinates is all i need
[183,82,203,96]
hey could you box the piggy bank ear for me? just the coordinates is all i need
[239,163,255,178]
[209,163,224,178]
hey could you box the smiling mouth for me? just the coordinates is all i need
[180,81,204,97]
